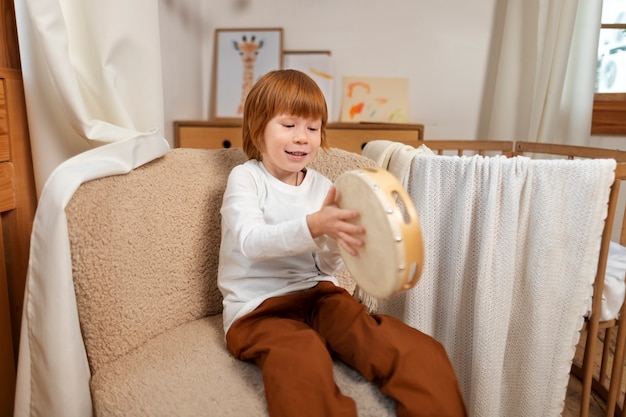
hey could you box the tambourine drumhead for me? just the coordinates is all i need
[334,167,424,299]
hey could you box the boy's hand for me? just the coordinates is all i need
[306,186,365,256]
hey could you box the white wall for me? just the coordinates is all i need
[159,0,499,144]
[159,0,626,148]
[591,135,626,150]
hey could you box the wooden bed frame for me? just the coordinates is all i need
[516,141,626,417]
[420,139,626,417]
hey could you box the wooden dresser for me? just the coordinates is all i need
[0,68,17,416]
[1,1,37,415]
[174,120,424,154]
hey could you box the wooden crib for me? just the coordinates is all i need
[420,139,626,417]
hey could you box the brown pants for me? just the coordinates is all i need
[226,282,467,417]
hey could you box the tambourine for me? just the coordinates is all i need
[334,167,424,299]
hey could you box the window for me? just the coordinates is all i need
[592,0,626,135]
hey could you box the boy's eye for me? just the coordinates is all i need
[308,127,319,132]
[283,124,294,128]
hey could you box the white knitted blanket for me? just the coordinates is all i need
[378,154,615,417]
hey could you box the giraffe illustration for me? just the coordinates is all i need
[233,35,264,114]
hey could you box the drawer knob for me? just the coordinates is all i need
[222,140,232,148]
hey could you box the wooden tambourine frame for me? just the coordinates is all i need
[334,167,424,299]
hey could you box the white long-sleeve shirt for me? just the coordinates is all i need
[218,160,343,334]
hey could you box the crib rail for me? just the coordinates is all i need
[515,141,626,162]
[420,140,515,156]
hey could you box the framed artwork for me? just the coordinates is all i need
[283,50,335,121]
[340,76,409,123]
[211,28,283,121]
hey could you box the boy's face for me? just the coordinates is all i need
[260,113,321,183]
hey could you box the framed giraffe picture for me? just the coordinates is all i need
[211,28,284,121]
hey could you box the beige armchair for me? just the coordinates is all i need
[59,146,395,416]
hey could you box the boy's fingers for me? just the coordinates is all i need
[323,186,337,206]
[338,239,358,257]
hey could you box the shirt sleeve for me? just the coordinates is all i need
[221,165,321,262]
[314,236,344,275]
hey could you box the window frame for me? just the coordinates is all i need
[592,22,626,135]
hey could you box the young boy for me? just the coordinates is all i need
[217,69,466,417]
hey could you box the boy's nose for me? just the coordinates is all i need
[294,129,308,143]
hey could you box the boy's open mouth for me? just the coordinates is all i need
[286,151,307,156]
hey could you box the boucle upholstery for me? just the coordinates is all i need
[65,147,393,416]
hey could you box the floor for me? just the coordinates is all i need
[563,374,610,416]
[561,330,624,417]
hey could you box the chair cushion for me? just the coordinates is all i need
[90,315,395,416]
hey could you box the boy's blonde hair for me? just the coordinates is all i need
[242,69,329,161]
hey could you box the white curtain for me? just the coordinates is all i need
[483,0,602,146]
[13,1,171,415]
[14,0,169,195]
